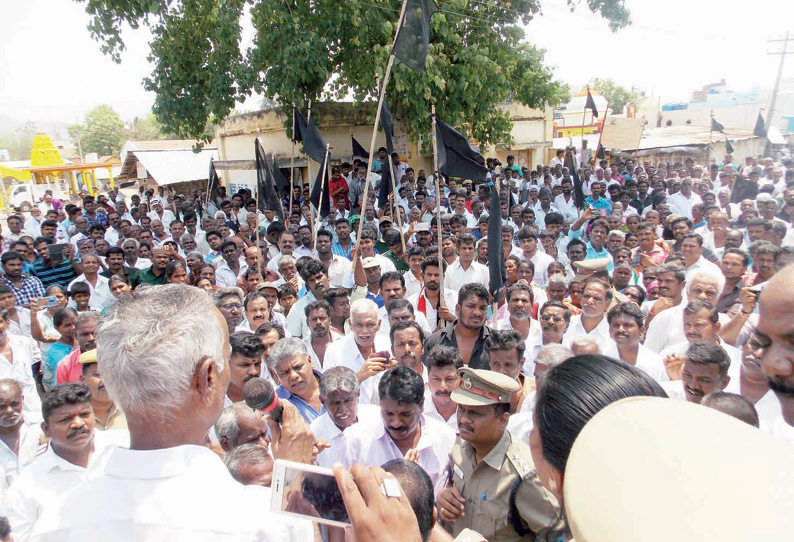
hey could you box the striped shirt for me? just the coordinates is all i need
[31,260,78,290]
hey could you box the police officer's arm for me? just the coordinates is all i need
[516,473,563,534]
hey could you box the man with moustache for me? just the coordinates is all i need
[224,333,265,405]
[660,341,732,404]
[495,283,543,376]
[562,277,616,354]
[55,312,99,385]
[340,365,455,495]
[755,266,794,443]
[605,302,667,382]
[423,346,462,431]
[409,256,456,332]
[390,321,426,380]
[0,379,42,483]
[79,350,127,430]
[268,338,325,423]
[3,383,124,540]
[535,301,571,362]
[311,367,380,468]
[214,402,270,454]
[376,272,432,341]
[438,367,560,541]
[303,300,342,370]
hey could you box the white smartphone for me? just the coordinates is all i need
[271,459,351,528]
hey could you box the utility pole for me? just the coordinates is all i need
[766,31,793,129]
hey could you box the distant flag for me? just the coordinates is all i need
[378,162,393,208]
[754,112,767,138]
[255,139,285,223]
[725,138,734,155]
[393,0,439,73]
[292,107,327,164]
[208,159,221,207]
[488,181,505,302]
[585,89,599,118]
[711,117,725,133]
[272,158,289,196]
[596,143,606,160]
[352,136,369,159]
[564,149,586,210]
[435,118,489,182]
[378,95,397,208]
[309,149,331,218]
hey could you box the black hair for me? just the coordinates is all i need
[420,255,447,273]
[69,282,91,297]
[243,291,269,311]
[390,320,425,346]
[254,321,285,339]
[278,284,298,299]
[229,332,266,358]
[165,260,187,279]
[457,283,490,306]
[383,229,402,247]
[683,300,718,324]
[42,383,92,423]
[379,271,405,290]
[305,299,331,319]
[539,300,572,324]
[484,329,526,363]
[299,259,327,282]
[0,251,22,265]
[685,341,730,378]
[382,459,435,542]
[535,354,667,472]
[425,345,463,371]
[378,365,424,405]
[607,301,644,327]
[701,391,760,428]
[316,229,334,242]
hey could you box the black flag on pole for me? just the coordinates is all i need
[352,136,369,159]
[378,95,397,207]
[393,0,439,73]
[585,90,599,118]
[596,143,606,160]
[309,150,331,218]
[711,117,725,132]
[378,162,393,208]
[725,138,734,155]
[293,107,327,164]
[564,149,586,210]
[208,159,221,207]
[381,97,395,156]
[435,118,488,182]
[754,113,767,138]
[488,183,505,301]
[255,139,285,223]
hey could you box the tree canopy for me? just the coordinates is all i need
[68,104,127,156]
[590,78,640,116]
[77,0,631,148]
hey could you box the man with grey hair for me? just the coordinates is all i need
[268,337,325,423]
[311,367,380,468]
[214,402,270,454]
[224,443,274,487]
[324,298,392,404]
[213,287,245,334]
[570,335,600,356]
[31,284,314,541]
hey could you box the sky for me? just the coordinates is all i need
[1,0,792,128]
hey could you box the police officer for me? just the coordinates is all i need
[438,367,561,542]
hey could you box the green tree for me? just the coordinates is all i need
[127,113,171,141]
[76,0,631,147]
[0,122,38,160]
[590,78,639,116]
[69,105,127,156]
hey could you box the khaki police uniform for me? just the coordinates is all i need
[445,368,561,542]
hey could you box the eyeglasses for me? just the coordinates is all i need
[540,315,565,324]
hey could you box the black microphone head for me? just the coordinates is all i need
[242,377,275,411]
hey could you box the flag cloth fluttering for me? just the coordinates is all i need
[378,97,397,208]
[309,151,331,219]
[208,159,221,207]
[564,150,586,210]
[488,182,505,301]
[754,113,767,138]
[711,117,725,133]
[435,118,489,182]
[352,136,369,159]
[585,90,599,118]
[255,139,285,223]
[725,138,734,155]
[292,107,327,164]
[392,0,439,73]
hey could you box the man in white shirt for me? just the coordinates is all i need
[562,277,616,353]
[0,310,42,423]
[0,380,42,488]
[494,283,543,376]
[311,367,380,468]
[667,177,702,219]
[286,259,329,338]
[146,196,176,229]
[302,299,342,371]
[605,302,667,382]
[67,254,113,311]
[443,234,488,292]
[422,345,462,431]
[31,284,313,541]
[2,383,127,540]
[340,365,455,496]
[324,298,391,404]
[517,227,554,287]
[681,233,721,282]
[409,256,457,332]
[660,341,733,403]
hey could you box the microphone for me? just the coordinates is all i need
[243,377,283,423]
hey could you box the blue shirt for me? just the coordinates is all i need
[584,196,613,213]
[332,241,354,261]
[276,370,326,424]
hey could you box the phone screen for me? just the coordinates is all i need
[275,462,350,526]
[48,243,68,263]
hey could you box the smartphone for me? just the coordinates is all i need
[41,296,59,308]
[48,243,69,263]
[271,460,351,527]
[374,350,391,360]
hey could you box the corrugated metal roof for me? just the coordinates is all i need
[124,147,218,186]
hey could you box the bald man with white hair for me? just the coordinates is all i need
[31,284,314,541]
[323,298,393,404]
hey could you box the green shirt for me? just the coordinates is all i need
[382,250,409,272]
[130,266,168,288]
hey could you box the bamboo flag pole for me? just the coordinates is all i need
[491,173,500,323]
[289,105,296,226]
[253,139,262,273]
[313,143,331,250]
[351,0,410,275]
[431,104,444,308]
[709,109,714,166]
[307,100,316,241]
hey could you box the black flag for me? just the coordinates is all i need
[378,162,393,208]
[352,136,369,159]
[293,107,327,164]
[393,0,439,73]
[435,118,488,182]
[208,159,222,207]
[255,139,285,223]
[488,182,505,301]
[711,117,725,132]
[725,138,734,155]
[564,149,586,210]
[585,90,599,118]
[754,113,767,138]
[309,149,331,218]
[596,143,606,160]
[381,97,395,156]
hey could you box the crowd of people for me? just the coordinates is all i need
[0,147,791,540]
